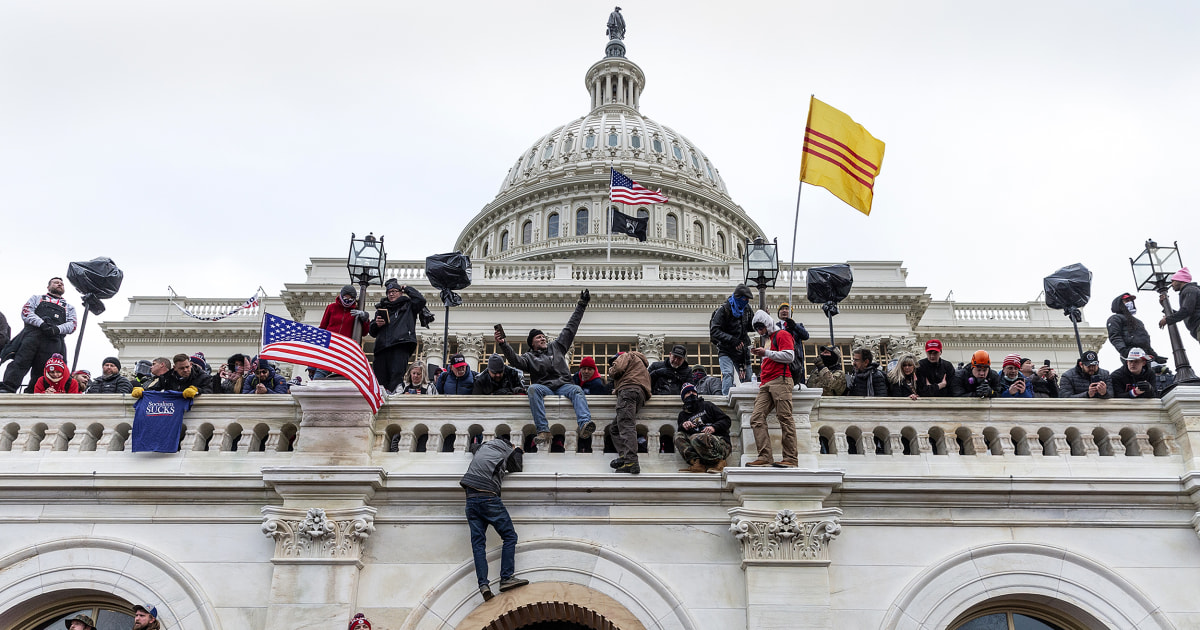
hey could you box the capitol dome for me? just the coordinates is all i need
[454,32,764,264]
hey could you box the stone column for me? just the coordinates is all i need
[459,332,485,369]
[725,470,844,630]
[637,334,664,362]
[260,380,385,628]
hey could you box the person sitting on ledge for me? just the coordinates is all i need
[951,350,1001,398]
[494,290,594,447]
[675,383,732,473]
[399,363,436,395]
[241,359,290,394]
[33,353,80,394]
[572,355,609,395]
[1059,350,1112,399]
[436,353,476,395]
[138,352,212,399]
[474,353,525,395]
[1110,347,1156,399]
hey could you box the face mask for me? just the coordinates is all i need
[1125,301,1137,315]
[340,295,355,307]
[683,397,700,412]
[821,354,839,368]
[735,297,749,307]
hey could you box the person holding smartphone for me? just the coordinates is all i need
[1059,350,1112,398]
[369,278,426,393]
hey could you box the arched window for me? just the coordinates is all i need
[15,597,135,630]
[636,208,649,219]
[608,132,619,147]
[483,241,490,257]
[607,205,620,232]
[665,213,678,240]
[500,230,509,252]
[631,133,642,149]
[717,232,726,253]
[521,220,532,245]
[576,208,589,236]
[693,221,704,246]
[547,213,560,239]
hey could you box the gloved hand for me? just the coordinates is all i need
[578,289,591,306]
[131,387,144,399]
[40,322,57,335]
[351,309,369,322]
[181,386,198,399]
[975,383,993,398]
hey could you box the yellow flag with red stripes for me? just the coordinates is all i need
[800,97,885,216]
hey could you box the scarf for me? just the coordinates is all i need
[727,295,749,318]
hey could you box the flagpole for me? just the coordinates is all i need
[607,166,613,262]
[788,181,804,307]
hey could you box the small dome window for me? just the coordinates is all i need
[543,144,554,159]
[576,208,589,236]
[718,232,726,253]
[563,136,574,151]
[521,220,533,245]
[693,221,704,246]
[500,231,510,252]
[608,132,619,147]
[691,152,700,170]
[666,213,678,240]
[547,213,560,239]
[672,145,683,160]
[483,241,490,257]
[631,134,642,149]
[705,161,715,179]
[652,137,663,153]
[585,133,596,149]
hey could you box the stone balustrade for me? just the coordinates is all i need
[3,389,1198,476]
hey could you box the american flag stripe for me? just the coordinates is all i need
[259,313,384,412]
[610,168,668,204]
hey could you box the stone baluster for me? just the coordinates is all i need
[834,432,849,456]
[564,430,578,452]
[940,433,959,457]
[425,433,442,454]
[916,433,933,454]
[181,428,201,451]
[1080,434,1099,456]
[397,431,414,453]
[970,434,988,455]
[1106,434,1125,456]
[888,434,904,456]
[995,434,1015,456]
[15,428,36,452]
[1134,433,1154,456]
[1051,434,1071,457]
[453,430,468,453]
[645,431,660,454]
[264,429,283,452]
[1028,437,1044,456]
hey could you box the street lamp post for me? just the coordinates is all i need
[347,232,387,345]
[743,237,779,313]
[1130,239,1199,387]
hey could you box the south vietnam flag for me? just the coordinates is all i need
[800,97,885,216]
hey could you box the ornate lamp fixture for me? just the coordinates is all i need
[743,237,779,312]
[1130,239,1198,387]
[347,233,386,343]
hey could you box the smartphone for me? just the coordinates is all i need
[494,323,506,338]
[1043,359,1051,367]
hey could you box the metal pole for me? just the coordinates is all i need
[788,182,804,306]
[70,309,89,373]
[1159,287,1199,385]
[827,311,835,348]
[352,280,367,345]
[1070,318,1084,357]
[441,303,450,367]
[757,283,767,313]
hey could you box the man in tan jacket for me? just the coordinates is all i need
[607,351,652,474]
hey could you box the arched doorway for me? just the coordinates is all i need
[455,582,646,630]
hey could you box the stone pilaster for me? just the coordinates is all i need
[1163,387,1200,470]
[725,469,843,630]
[459,332,485,367]
[636,333,664,362]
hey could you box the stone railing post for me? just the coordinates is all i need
[729,385,821,468]
[1163,388,1200,470]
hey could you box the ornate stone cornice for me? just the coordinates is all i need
[727,507,842,567]
[261,506,376,566]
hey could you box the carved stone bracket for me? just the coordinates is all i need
[637,333,665,361]
[261,506,377,566]
[727,507,842,567]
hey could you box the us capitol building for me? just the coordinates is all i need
[3,11,1198,630]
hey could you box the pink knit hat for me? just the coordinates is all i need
[1171,267,1192,283]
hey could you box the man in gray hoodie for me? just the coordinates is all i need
[460,438,529,601]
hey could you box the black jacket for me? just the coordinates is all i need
[86,372,134,394]
[846,364,887,397]
[1106,295,1161,359]
[709,301,753,359]
[369,286,427,351]
[676,399,732,447]
[500,302,587,390]
[472,366,525,395]
[1030,373,1059,398]
[915,358,956,397]
[149,366,214,396]
[1110,364,1156,399]
[1165,282,1200,337]
[778,318,810,383]
[951,368,1002,398]
[648,359,691,396]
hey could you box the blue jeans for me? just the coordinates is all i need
[526,383,590,432]
[466,495,517,587]
[719,355,741,395]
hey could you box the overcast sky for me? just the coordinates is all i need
[2,1,1198,373]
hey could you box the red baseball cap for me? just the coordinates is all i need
[925,339,942,353]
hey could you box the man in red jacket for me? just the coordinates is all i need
[314,285,370,379]
[746,310,798,468]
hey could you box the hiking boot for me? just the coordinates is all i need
[773,460,798,468]
[578,421,596,440]
[498,577,529,592]
[534,431,552,446]
[613,461,641,474]
[678,460,707,473]
[609,457,628,469]
[479,584,494,601]
[746,458,774,467]
[706,459,727,474]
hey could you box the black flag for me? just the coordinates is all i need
[610,208,648,242]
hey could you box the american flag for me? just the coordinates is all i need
[259,312,385,412]
[610,169,668,204]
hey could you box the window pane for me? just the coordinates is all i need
[672,145,683,160]
[548,214,559,238]
[636,208,649,219]
[608,132,619,147]
[631,135,641,148]
[666,214,677,239]
[954,613,1008,630]
[543,144,554,159]
[653,138,663,153]
[691,153,700,169]
[522,221,532,245]
[576,209,589,236]
[585,134,596,148]
[1013,613,1066,630]
[500,231,509,251]
[564,137,574,151]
